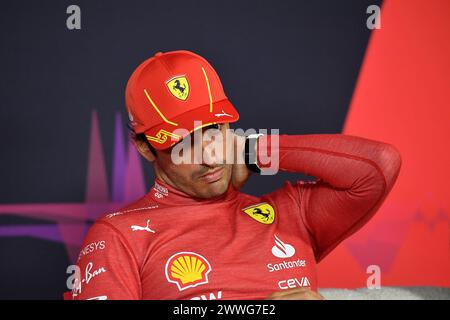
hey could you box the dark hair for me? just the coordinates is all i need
[136,133,157,156]
[127,123,157,157]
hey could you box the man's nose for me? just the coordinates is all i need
[200,137,225,166]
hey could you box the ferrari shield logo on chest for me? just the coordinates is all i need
[166,75,189,100]
[242,202,275,224]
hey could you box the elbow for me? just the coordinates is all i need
[353,142,403,198]
[376,142,403,191]
[382,143,402,171]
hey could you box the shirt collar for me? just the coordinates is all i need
[146,178,239,206]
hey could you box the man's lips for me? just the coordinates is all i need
[199,166,225,183]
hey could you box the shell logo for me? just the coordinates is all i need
[165,252,212,291]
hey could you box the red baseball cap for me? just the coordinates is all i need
[125,50,240,150]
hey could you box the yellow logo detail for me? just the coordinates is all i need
[242,202,275,224]
[165,252,211,291]
[166,76,189,101]
[146,129,180,144]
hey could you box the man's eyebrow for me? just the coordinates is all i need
[203,123,220,130]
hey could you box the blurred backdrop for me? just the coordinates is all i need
[0,0,448,299]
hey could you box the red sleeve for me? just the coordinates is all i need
[258,134,402,262]
[70,220,141,300]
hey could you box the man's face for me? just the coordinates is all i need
[153,123,233,199]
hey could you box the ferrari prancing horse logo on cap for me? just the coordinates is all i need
[166,76,189,101]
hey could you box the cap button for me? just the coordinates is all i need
[155,51,163,57]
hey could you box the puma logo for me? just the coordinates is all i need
[214,109,232,118]
[131,220,156,233]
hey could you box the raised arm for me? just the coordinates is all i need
[258,134,402,262]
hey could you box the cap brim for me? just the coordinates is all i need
[143,99,239,150]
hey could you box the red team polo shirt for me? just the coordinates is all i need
[70,133,401,300]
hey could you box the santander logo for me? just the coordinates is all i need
[271,235,296,258]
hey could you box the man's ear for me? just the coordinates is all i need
[133,138,156,162]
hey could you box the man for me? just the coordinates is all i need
[70,50,401,300]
